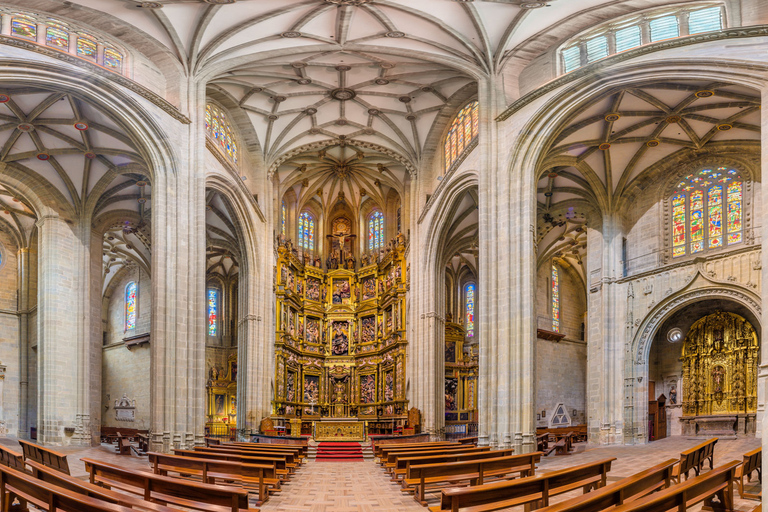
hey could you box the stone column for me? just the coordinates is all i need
[585,214,625,445]
[16,247,29,439]
[477,77,537,451]
[149,83,208,452]
[759,86,768,502]
[36,215,94,445]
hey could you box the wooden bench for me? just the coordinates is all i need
[405,452,542,506]
[458,437,478,445]
[609,460,740,512]
[148,452,278,505]
[671,437,717,483]
[428,457,615,512]
[0,463,134,512]
[116,433,133,456]
[735,447,761,500]
[537,425,587,443]
[175,448,291,478]
[0,444,27,473]
[385,445,481,469]
[195,446,299,469]
[19,439,70,475]
[82,457,253,512]
[534,458,677,512]
[536,434,549,453]
[394,449,512,483]
[377,442,457,459]
[388,447,494,476]
[101,427,148,444]
[230,442,308,459]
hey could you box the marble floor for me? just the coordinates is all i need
[0,436,761,511]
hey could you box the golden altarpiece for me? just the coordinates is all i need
[444,321,478,439]
[272,234,408,436]
[680,312,758,435]
[205,353,238,437]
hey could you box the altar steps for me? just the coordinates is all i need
[315,442,364,461]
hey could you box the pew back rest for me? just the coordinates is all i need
[612,461,739,512]
[0,444,26,473]
[411,453,540,481]
[399,448,503,470]
[195,446,295,464]
[174,449,282,471]
[81,457,250,510]
[741,447,761,476]
[0,464,133,512]
[19,439,70,475]
[678,438,717,475]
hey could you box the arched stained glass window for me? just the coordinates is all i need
[298,211,315,251]
[204,104,239,164]
[46,25,69,50]
[207,288,218,336]
[551,265,560,333]
[671,167,743,257]
[76,34,97,60]
[125,281,137,331]
[281,201,286,236]
[368,210,384,251]
[444,101,479,171]
[465,284,475,338]
[11,16,36,39]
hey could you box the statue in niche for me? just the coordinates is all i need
[712,365,724,394]
[314,255,322,268]
[346,256,355,270]
[333,377,348,404]
[331,321,349,356]
[326,251,339,270]
[712,327,724,353]
[669,385,677,404]
[209,366,220,381]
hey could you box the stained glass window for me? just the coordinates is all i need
[11,17,36,39]
[125,281,137,331]
[672,167,743,257]
[444,101,479,171]
[551,266,560,333]
[207,288,218,336]
[298,211,315,251]
[204,104,239,164]
[103,48,123,71]
[465,284,475,338]
[368,210,384,251]
[77,35,97,60]
[46,26,69,49]
[281,200,286,236]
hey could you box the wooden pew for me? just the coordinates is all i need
[82,457,253,512]
[0,463,134,512]
[734,447,761,500]
[174,448,291,478]
[405,452,542,506]
[147,452,278,506]
[377,442,457,459]
[27,460,181,512]
[19,439,70,475]
[194,446,298,469]
[384,445,481,468]
[0,444,27,473]
[207,444,304,465]
[536,434,549,453]
[458,437,478,445]
[388,447,493,477]
[671,437,717,483]
[428,457,615,512]
[609,460,740,512]
[116,433,133,456]
[395,449,512,483]
[533,459,677,512]
[101,427,149,444]
[228,442,307,460]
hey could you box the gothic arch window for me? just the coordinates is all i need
[465,283,475,338]
[551,265,560,333]
[368,210,384,251]
[444,101,479,171]
[125,281,137,331]
[207,288,218,336]
[281,200,286,236]
[298,211,315,251]
[670,166,743,258]
[204,103,239,164]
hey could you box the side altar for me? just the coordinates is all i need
[273,232,408,425]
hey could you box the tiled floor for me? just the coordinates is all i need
[0,436,761,511]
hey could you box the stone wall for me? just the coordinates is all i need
[101,267,151,429]
[0,230,19,436]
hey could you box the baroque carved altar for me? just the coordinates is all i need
[680,311,758,435]
[273,236,408,422]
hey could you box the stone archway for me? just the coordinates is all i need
[625,270,761,444]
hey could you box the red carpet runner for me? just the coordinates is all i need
[315,442,364,461]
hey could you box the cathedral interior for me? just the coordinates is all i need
[0,0,766,509]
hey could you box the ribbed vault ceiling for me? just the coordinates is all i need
[207,190,241,278]
[442,187,478,275]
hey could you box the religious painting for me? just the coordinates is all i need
[286,372,296,402]
[286,268,295,293]
[331,321,350,356]
[361,316,376,343]
[332,279,351,304]
[306,318,321,344]
[445,378,458,411]
[214,394,226,416]
[362,277,376,300]
[445,341,456,364]
[384,370,394,402]
[230,361,237,382]
[304,374,320,404]
[360,374,376,403]
[306,277,321,301]
[281,264,289,283]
